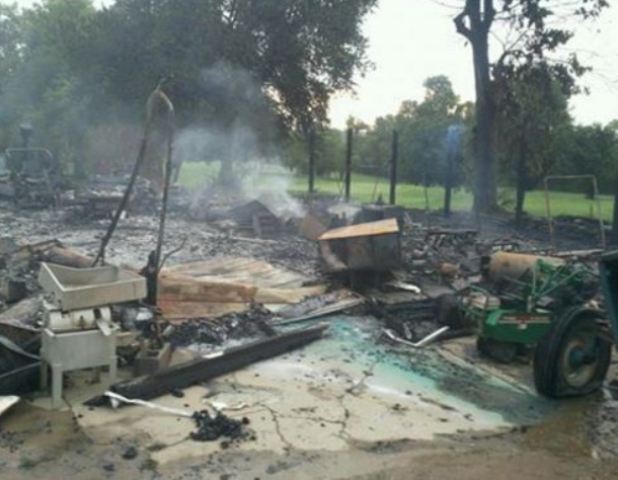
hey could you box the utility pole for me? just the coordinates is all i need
[389,130,398,205]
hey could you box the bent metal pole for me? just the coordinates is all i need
[92,81,175,268]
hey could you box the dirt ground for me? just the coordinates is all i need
[1,196,618,479]
[2,398,618,480]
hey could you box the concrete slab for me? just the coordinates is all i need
[67,316,553,468]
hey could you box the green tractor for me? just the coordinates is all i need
[465,252,613,398]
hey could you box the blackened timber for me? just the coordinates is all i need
[344,128,353,202]
[308,128,316,194]
[110,324,329,400]
[389,130,398,205]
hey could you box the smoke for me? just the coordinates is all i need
[174,61,305,220]
[239,161,305,219]
[175,124,304,219]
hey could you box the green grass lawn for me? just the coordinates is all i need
[178,161,614,222]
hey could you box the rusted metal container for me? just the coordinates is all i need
[484,251,565,282]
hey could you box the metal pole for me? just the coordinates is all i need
[423,174,430,229]
[592,176,606,249]
[154,90,175,272]
[344,128,352,202]
[389,130,398,205]
[308,128,316,194]
[544,177,555,251]
[92,82,172,267]
[444,145,453,217]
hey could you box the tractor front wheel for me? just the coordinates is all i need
[533,307,612,398]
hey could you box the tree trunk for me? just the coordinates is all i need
[218,152,235,186]
[611,175,618,245]
[455,0,497,213]
[471,35,496,213]
[515,133,527,226]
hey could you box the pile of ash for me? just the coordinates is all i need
[190,411,253,443]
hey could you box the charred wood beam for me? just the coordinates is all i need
[308,128,316,194]
[103,324,328,401]
[344,128,353,202]
[389,130,398,205]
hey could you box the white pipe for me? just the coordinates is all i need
[104,391,193,417]
[383,326,450,348]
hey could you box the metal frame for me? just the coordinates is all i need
[543,175,605,250]
[5,147,54,166]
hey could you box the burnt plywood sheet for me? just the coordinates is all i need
[318,218,399,241]
[162,257,308,289]
[158,257,326,321]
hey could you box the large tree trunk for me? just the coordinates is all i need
[471,32,496,212]
[455,0,497,213]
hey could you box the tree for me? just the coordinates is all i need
[0,0,97,168]
[356,75,468,196]
[454,1,496,213]
[0,0,377,181]
[453,0,609,213]
[0,4,23,148]
[494,61,572,224]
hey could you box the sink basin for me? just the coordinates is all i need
[38,262,146,310]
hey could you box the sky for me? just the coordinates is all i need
[3,0,618,128]
[328,0,618,128]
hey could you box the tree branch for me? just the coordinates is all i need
[454,1,473,40]
[482,0,496,32]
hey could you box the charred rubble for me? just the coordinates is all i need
[0,174,611,446]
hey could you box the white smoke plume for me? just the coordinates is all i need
[173,61,306,220]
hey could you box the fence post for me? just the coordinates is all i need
[389,130,398,205]
[308,128,316,194]
[344,128,353,202]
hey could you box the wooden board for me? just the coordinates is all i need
[318,218,399,241]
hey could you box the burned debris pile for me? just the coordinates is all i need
[0,175,614,457]
[165,304,275,348]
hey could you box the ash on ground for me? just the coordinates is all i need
[190,410,253,444]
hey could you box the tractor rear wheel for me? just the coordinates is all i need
[534,307,612,398]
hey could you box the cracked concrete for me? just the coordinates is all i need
[61,316,551,473]
[4,317,618,479]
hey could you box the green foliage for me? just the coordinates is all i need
[354,75,470,186]
[454,0,609,211]
[494,61,571,190]
[282,127,345,176]
[0,0,96,167]
[554,124,618,194]
[0,0,377,175]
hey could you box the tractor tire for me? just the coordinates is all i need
[533,307,611,398]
